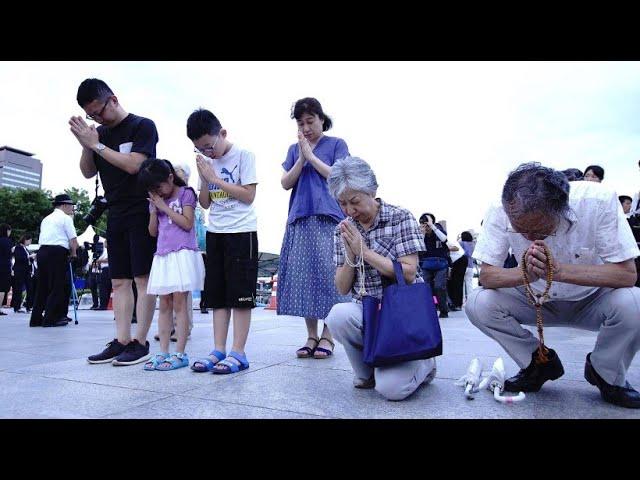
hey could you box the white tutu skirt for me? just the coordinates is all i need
[147,249,205,295]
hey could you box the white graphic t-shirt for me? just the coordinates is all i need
[198,144,258,233]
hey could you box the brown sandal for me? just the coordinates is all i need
[296,337,319,358]
[313,337,335,359]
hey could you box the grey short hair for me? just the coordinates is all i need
[328,156,378,199]
[173,163,191,181]
[502,162,572,228]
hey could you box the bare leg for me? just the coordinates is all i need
[157,295,173,353]
[213,308,231,353]
[133,275,155,343]
[297,317,319,354]
[230,308,251,354]
[111,278,134,344]
[172,292,189,353]
[315,322,335,358]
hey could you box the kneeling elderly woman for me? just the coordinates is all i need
[325,156,437,400]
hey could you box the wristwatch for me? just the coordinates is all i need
[94,142,106,152]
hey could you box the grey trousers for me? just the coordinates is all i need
[325,301,436,401]
[465,286,640,387]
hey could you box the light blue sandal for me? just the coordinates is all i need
[212,351,249,375]
[144,352,170,371]
[191,350,226,372]
[155,352,189,371]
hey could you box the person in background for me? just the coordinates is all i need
[11,234,33,313]
[97,241,111,310]
[0,224,13,316]
[561,168,583,182]
[583,165,604,183]
[619,195,633,216]
[446,236,467,311]
[418,213,451,318]
[30,194,79,328]
[620,195,640,288]
[459,231,476,303]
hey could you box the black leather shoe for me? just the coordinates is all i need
[504,348,564,392]
[584,353,640,409]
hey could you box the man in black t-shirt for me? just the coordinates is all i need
[69,78,158,366]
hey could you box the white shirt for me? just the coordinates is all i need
[474,180,640,301]
[448,239,465,263]
[38,208,77,249]
[197,145,258,233]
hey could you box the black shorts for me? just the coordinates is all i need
[106,214,156,279]
[205,231,258,309]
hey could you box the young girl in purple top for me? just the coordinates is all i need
[278,97,351,359]
[138,159,205,371]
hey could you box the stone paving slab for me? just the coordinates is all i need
[0,371,171,419]
[1,305,639,418]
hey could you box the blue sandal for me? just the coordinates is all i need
[155,352,189,371]
[191,350,226,372]
[212,351,249,375]
[144,352,170,371]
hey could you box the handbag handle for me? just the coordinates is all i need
[392,260,406,286]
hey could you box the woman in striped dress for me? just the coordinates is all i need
[278,97,351,359]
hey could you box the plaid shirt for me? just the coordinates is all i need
[334,198,426,300]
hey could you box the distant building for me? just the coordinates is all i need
[0,146,43,190]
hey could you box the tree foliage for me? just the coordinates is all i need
[0,186,104,242]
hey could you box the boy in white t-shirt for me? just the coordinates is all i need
[187,109,258,375]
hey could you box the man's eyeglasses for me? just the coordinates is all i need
[194,136,219,156]
[85,97,111,121]
[505,225,556,240]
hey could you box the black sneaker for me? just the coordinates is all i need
[88,339,127,364]
[112,339,151,366]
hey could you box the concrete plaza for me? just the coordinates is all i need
[0,305,639,419]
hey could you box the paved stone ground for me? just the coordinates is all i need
[0,304,639,419]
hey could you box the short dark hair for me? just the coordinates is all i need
[502,162,572,230]
[561,168,583,181]
[460,231,473,242]
[186,109,222,140]
[18,234,32,244]
[619,195,633,204]
[77,78,114,107]
[138,158,187,192]
[419,213,436,224]
[584,164,605,181]
[0,224,11,237]
[291,97,332,131]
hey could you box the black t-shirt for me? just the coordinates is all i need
[95,113,159,219]
[420,223,450,260]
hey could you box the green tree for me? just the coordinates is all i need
[0,187,53,241]
[65,187,108,238]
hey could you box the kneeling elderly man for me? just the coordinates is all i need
[466,162,640,408]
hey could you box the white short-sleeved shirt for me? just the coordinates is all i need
[38,208,77,249]
[474,180,640,301]
[197,145,258,233]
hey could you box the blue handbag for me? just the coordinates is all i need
[362,260,443,367]
[420,256,449,272]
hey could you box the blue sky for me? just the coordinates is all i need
[1,61,639,253]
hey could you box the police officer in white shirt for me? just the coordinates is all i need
[30,194,79,328]
[466,163,640,409]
